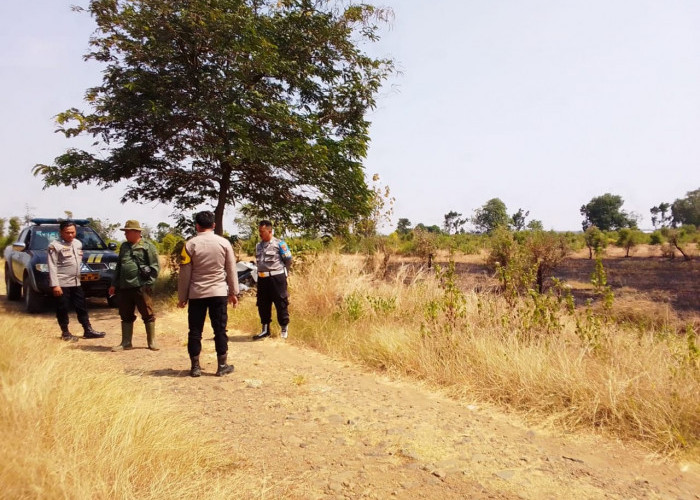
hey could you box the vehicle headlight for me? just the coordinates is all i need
[34,263,49,273]
[108,262,118,270]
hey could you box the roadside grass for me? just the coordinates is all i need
[0,314,248,499]
[243,251,700,456]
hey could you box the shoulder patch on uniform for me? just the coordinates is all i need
[279,240,292,259]
[48,246,56,254]
[180,245,191,265]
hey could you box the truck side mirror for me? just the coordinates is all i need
[108,243,117,250]
[12,242,26,252]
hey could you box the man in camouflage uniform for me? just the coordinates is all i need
[47,220,106,341]
[252,220,292,340]
[109,220,160,352]
[178,211,239,377]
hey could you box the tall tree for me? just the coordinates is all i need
[442,210,467,234]
[155,222,173,242]
[472,198,509,234]
[86,217,120,241]
[671,188,700,227]
[33,0,394,235]
[650,202,672,229]
[580,193,636,231]
[352,174,394,238]
[510,208,529,231]
[396,218,411,236]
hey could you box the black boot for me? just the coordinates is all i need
[252,324,270,341]
[215,354,234,377]
[190,356,201,378]
[60,325,79,342]
[83,324,106,339]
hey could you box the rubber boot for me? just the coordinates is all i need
[83,324,106,339]
[145,322,159,351]
[190,356,201,378]
[215,354,234,377]
[112,322,134,351]
[60,325,79,343]
[252,323,270,341]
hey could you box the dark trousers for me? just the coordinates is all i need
[256,274,289,326]
[187,296,228,357]
[117,286,156,324]
[55,286,89,329]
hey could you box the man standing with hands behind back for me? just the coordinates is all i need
[252,220,292,340]
[178,211,239,377]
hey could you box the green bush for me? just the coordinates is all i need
[650,230,665,245]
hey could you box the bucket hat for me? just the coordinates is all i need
[120,220,143,231]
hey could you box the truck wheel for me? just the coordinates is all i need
[23,281,44,313]
[5,266,22,301]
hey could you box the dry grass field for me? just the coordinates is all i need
[287,248,700,455]
[1,251,699,498]
[0,315,249,499]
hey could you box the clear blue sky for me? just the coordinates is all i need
[1,1,699,234]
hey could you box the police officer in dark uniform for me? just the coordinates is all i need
[47,220,106,341]
[252,220,292,340]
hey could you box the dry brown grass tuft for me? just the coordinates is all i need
[598,293,683,331]
[0,315,247,499]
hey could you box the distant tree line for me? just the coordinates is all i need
[396,188,699,237]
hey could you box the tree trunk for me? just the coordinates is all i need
[214,202,225,236]
[673,239,692,261]
[214,160,233,236]
[536,264,544,294]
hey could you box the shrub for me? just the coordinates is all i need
[650,230,665,245]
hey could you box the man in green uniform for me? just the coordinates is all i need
[109,220,160,351]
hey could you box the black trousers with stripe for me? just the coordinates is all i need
[256,274,289,327]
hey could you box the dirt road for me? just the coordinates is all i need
[13,299,700,499]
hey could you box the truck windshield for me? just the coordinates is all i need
[29,226,107,251]
[77,227,107,250]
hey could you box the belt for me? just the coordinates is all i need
[258,269,286,278]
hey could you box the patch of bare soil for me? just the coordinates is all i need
[10,295,700,500]
[401,249,700,320]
